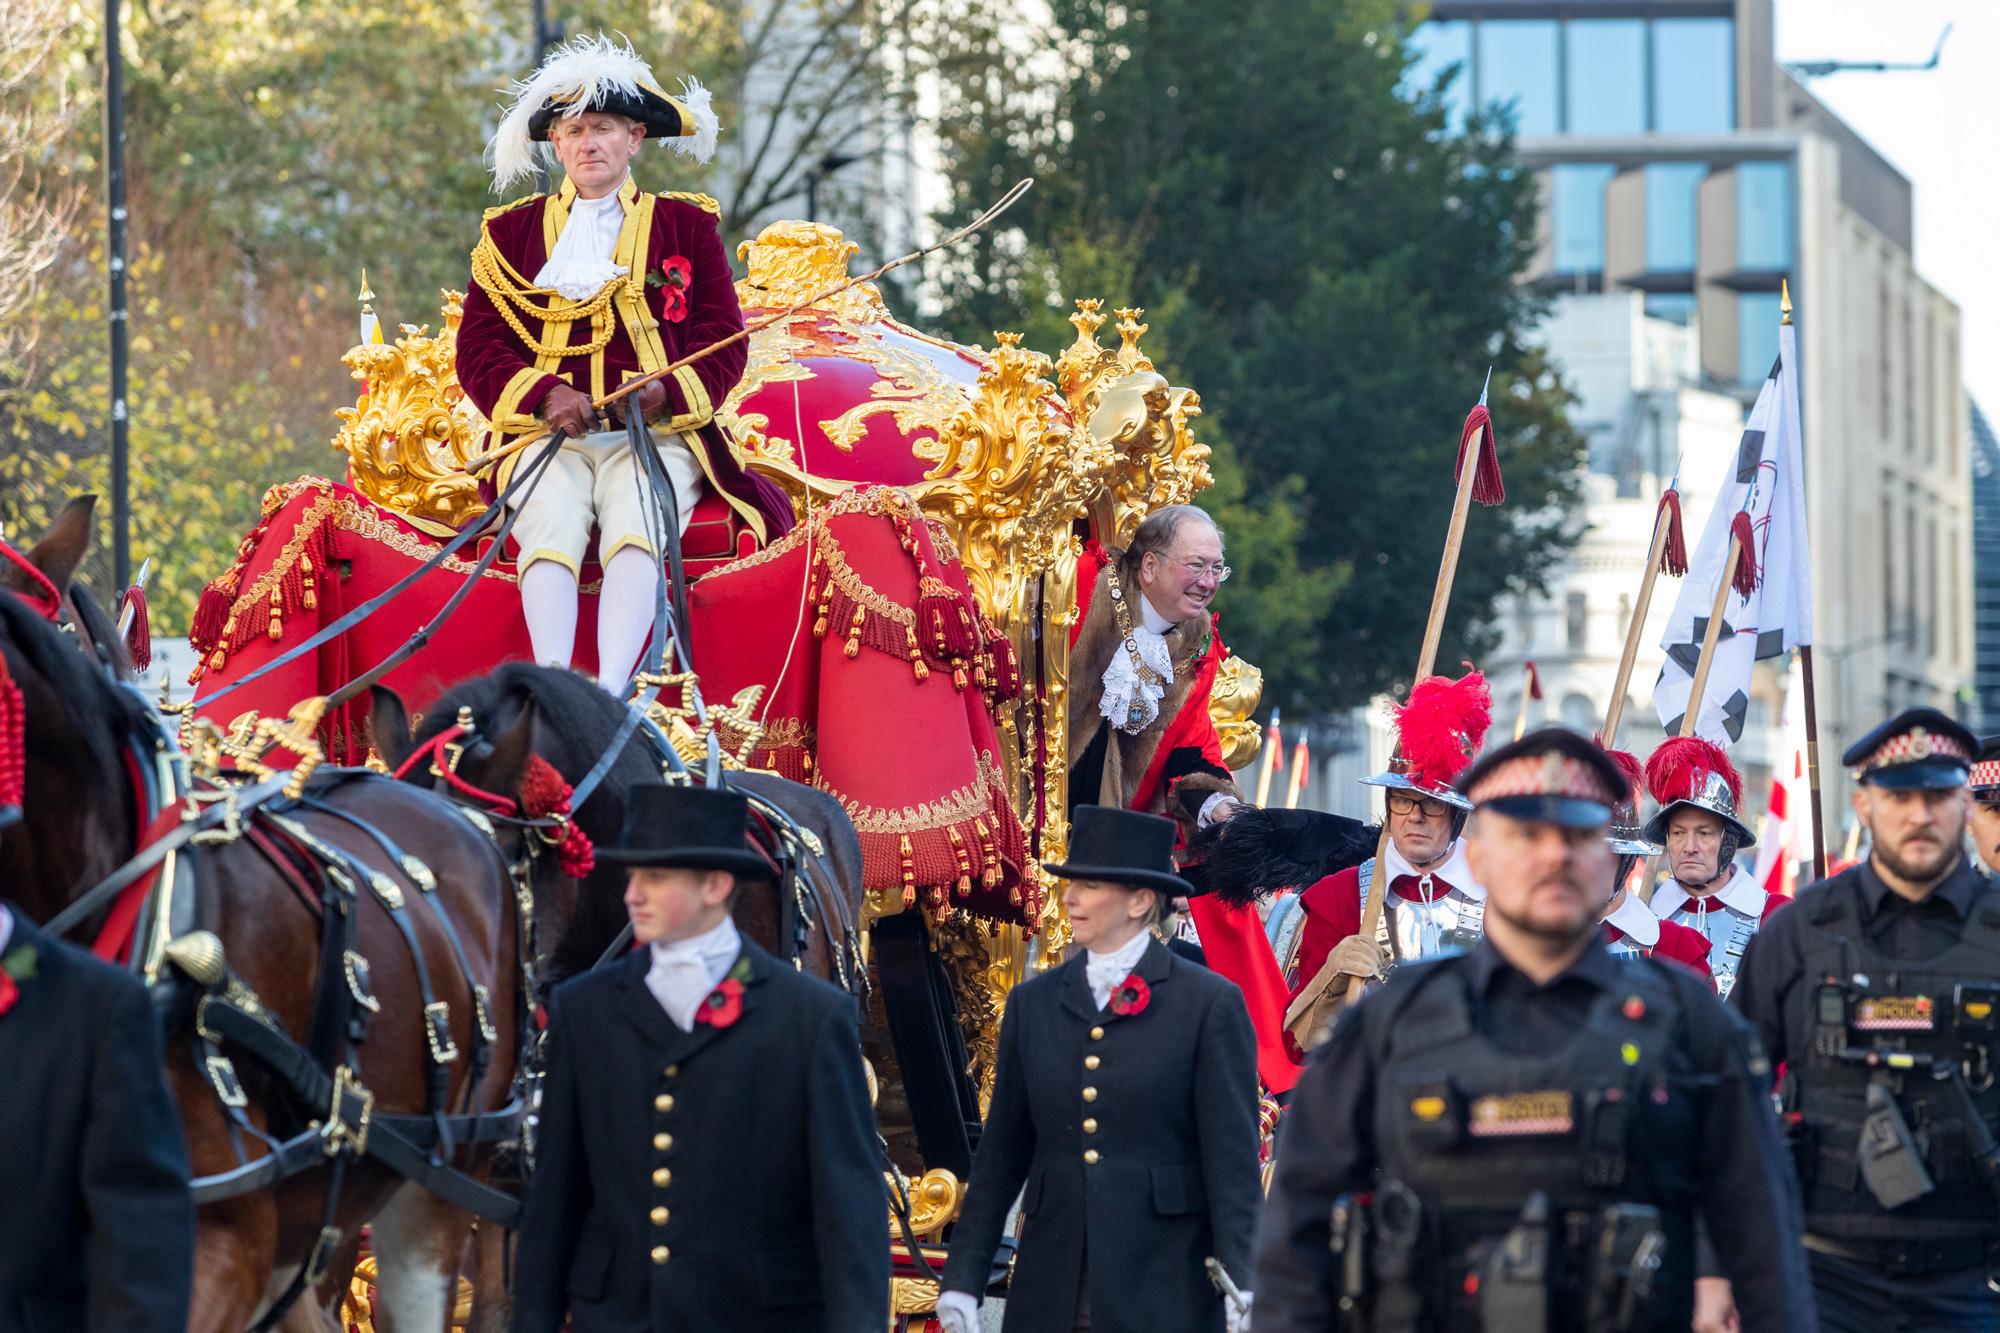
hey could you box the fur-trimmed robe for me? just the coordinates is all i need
[1068,552,1240,841]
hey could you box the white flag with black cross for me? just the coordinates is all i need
[1653,320,1813,744]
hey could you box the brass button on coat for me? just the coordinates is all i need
[652,1167,671,1187]
[663,1064,679,1078]
[1084,1055,1100,1070]
[1083,1149,1100,1164]
[1083,1118,1098,1133]
[654,1094,675,1112]
[653,1133,673,1151]
[1090,1026,1105,1040]
[651,1206,669,1225]
[651,1246,670,1265]
[1082,1087,1098,1101]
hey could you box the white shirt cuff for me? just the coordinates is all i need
[1197,792,1236,827]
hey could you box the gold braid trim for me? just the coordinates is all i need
[468,222,629,359]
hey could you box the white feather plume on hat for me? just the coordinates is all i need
[488,33,720,192]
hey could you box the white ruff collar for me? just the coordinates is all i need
[1651,864,1766,921]
[1604,892,1660,947]
[1099,589,1177,735]
[1383,837,1484,901]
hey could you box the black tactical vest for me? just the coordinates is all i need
[1366,957,1699,1333]
[1790,871,2000,1258]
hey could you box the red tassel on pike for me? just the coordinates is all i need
[1658,488,1688,578]
[1453,403,1505,506]
[1728,509,1760,598]
[119,585,152,671]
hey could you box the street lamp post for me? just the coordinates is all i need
[806,153,858,223]
[105,0,129,590]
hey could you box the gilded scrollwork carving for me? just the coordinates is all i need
[1208,655,1266,772]
[333,292,490,531]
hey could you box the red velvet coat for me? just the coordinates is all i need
[455,176,793,544]
[1602,918,1717,990]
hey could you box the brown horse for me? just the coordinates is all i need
[0,501,531,1333]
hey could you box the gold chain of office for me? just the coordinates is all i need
[467,224,626,359]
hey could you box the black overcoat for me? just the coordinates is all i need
[512,937,888,1333]
[939,937,1261,1333]
[0,909,194,1333]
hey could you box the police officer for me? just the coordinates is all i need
[1728,707,2000,1333]
[1252,727,1814,1333]
[1970,736,2000,877]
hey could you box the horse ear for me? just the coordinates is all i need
[3,495,96,597]
[368,685,415,772]
[486,696,540,795]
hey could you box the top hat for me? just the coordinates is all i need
[1042,805,1190,897]
[1641,736,1755,848]
[1457,727,1625,830]
[1844,707,1976,791]
[596,783,776,881]
[1359,670,1493,811]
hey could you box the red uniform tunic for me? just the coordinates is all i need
[1602,916,1717,990]
[455,176,792,543]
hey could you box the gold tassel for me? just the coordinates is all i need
[300,552,317,611]
[845,605,865,659]
[899,834,917,908]
[906,626,928,681]
[974,817,999,887]
[953,664,969,691]
[267,586,283,641]
[948,827,973,897]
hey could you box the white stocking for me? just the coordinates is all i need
[596,544,661,696]
[519,559,579,669]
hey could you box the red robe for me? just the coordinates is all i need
[455,176,792,543]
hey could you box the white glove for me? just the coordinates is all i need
[1329,933,1388,982]
[935,1288,980,1333]
[1225,1289,1254,1333]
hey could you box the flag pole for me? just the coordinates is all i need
[1679,534,1745,738]
[1512,654,1534,741]
[1780,282,1829,881]
[1254,708,1283,808]
[1349,369,1493,1004]
[1601,461,1683,746]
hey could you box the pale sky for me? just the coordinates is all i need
[1773,1,2000,416]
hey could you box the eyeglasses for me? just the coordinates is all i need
[1162,556,1231,584]
[1385,792,1453,819]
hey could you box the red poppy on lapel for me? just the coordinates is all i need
[658,255,692,321]
[1108,973,1150,1017]
[695,976,743,1028]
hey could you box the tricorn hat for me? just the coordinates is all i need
[1360,669,1494,811]
[490,34,719,192]
[1457,726,1625,830]
[1042,805,1190,897]
[1844,707,1975,791]
[596,783,776,881]
[1642,736,1755,848]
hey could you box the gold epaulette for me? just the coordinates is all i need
[482,193,545,222]
[661,191,722,216]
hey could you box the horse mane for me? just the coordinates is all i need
[0,588,151,775]
[415,663,659,797]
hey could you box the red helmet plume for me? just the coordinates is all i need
[1394,669,1493,791]
[1644,736,1742,808]
[1599,746,1645,805]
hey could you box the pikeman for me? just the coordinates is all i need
[1597,747,1714,985]
[457,34,793,690]
[1641,736,1780,997]
[1279,670,1493,1050]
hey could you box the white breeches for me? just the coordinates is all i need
[508,429,705,575]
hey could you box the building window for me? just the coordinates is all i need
[1566,592,1588,650]
[1479,19,1559,137]
[1552,163,1616,274]
[1404,19,1473,132]
[1647,293,1697,325]
[1644,162,1706,272]
[1736,161,1792,271]
[1879,280,1893,440]
[1561,692,1598,734]
[1652,18,1735,133]
[1565,19,1646,135]
[1739,292,1783,383]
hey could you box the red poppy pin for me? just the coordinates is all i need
[647,255,692,322]
[0,943,37,1017]
[695,977,743,1028]
[1108,972,1150,1017]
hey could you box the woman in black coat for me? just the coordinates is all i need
[936,806,1262,1333]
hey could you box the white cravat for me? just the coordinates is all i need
[645,917,742,1032]
[535,180,630,300]
[1085,929,1152,1012]
[1100,591,1176,735]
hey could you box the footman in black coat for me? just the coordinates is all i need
[937,806,1262,1333]
[0,902,195,1333]
[511,785,888,1333]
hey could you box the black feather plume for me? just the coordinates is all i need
[1183,807,1380,910]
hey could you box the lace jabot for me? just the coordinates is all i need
[1099,590,1177,735]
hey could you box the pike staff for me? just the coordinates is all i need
[1347,370,1506,1004]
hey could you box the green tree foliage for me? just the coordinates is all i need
[928,0,1587,712]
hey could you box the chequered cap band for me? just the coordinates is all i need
[1467,751,1620,809]
[1857,726,1972,775]
[1972,759,2000,790]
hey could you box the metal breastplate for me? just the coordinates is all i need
[1364,859,1485,965]
[1672,902,1759,999]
